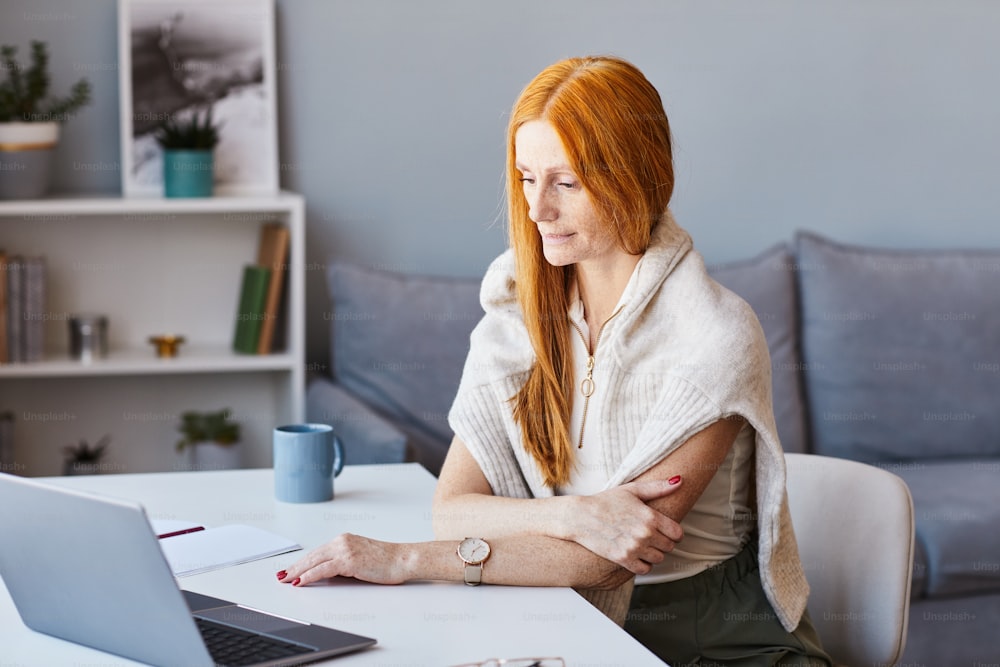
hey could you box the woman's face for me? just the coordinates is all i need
[515,120,623,271]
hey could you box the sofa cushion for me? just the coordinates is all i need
[893,460,1000,598]
[327,262,483,469]
[708,244,809,454]
[909,525,929,600]
[796,232,1000,461]
[305,376,407,465]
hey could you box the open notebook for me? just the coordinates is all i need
[151,519,301,577]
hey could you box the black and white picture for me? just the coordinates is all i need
[118,0,279,196]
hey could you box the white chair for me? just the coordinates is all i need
[784,453,915,667]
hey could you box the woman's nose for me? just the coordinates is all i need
[527,188,556,223]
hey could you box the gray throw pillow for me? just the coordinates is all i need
[327,262,483,451]
[708,244,809,454]
[305,377,407,465]
[797,232,1000,461]
[894,460,1000,598]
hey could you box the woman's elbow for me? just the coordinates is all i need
[571,561,634,591]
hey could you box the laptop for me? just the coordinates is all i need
[0,472,376,666]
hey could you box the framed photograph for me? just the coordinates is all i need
[118,0,279,197]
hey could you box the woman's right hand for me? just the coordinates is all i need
[563,478,684,575]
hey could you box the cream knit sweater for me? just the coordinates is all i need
[447,212,809,632]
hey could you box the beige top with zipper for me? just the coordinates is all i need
[448,210,809,631]
[559,258,757,585]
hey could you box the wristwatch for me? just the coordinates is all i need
[457,537,491,586]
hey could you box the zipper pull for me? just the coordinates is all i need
[581,356,595,397]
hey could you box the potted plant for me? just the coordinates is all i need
[154,106,220,198]
[62,434,110,476]
[176,408,242,471]
[0,41,91,199]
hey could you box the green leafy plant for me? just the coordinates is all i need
[154,106,221,150]
[63,434,110,463]
[0,40,92,123]
[176,408,240,452]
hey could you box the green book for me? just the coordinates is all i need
[232,265,272,355]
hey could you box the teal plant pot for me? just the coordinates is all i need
[163,150,214,198]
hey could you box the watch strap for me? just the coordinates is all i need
[464,562,483,586]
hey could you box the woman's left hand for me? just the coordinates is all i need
[277,533,411,586]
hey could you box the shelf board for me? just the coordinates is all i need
[0,191,303,218]
[0,345,296,378]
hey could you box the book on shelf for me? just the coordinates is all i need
[0,411,14,469]
[22,257,46,363]
[5,254,22,364]
[1,253,47,364]
[232,264,271,355]
[255,222,290,354]
[0,250,7,364]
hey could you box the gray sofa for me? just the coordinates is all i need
[307,231,1000,665]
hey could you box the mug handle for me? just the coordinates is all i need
[332,434,345,477]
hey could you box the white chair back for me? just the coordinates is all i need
[784,453,915,667]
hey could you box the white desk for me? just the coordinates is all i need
[0,464,664,666]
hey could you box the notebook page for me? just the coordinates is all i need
[158,524,301,577]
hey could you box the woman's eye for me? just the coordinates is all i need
[519,177,535,185]
[558,181,576,189]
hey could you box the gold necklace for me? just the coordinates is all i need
[569,306,623,448]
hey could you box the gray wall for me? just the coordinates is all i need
[3,0,999,367]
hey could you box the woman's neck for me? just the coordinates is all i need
[575,252,642,335]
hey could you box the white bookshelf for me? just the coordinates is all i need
[0,192,305,476]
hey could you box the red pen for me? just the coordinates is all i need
[157,526,206,539]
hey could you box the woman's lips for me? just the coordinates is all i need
[541,232,574,245]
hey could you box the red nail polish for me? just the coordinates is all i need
[276,570,287,580]
[291,577,301,586]
[668,475,682,485]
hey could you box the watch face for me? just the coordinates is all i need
[458,537,491,564]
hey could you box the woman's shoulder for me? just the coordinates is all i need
[478,248,520,313]
[684,253,762,339]
[460,249,534,385]
[629,213,762,351]
[658,250,764,343]
[623,250,769,382]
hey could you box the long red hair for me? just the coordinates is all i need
[507,56,675,488]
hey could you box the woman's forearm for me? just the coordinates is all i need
[410,533,631,590]
[280,531,633,590]
[432,492,575,542]
[431,437,685,574]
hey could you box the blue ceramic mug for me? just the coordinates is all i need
[273,424,345,503]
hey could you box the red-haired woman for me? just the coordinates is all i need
[281,56,830,666]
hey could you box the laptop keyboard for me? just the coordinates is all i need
[195,616,314,666]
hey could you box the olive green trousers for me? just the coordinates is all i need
[624,539,832,666]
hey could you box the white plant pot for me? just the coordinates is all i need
[0,121,60,145]
[63,460,102,476]
[185,441,243,471]
[0,121,60,199]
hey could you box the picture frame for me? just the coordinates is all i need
[117,0,279,197]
